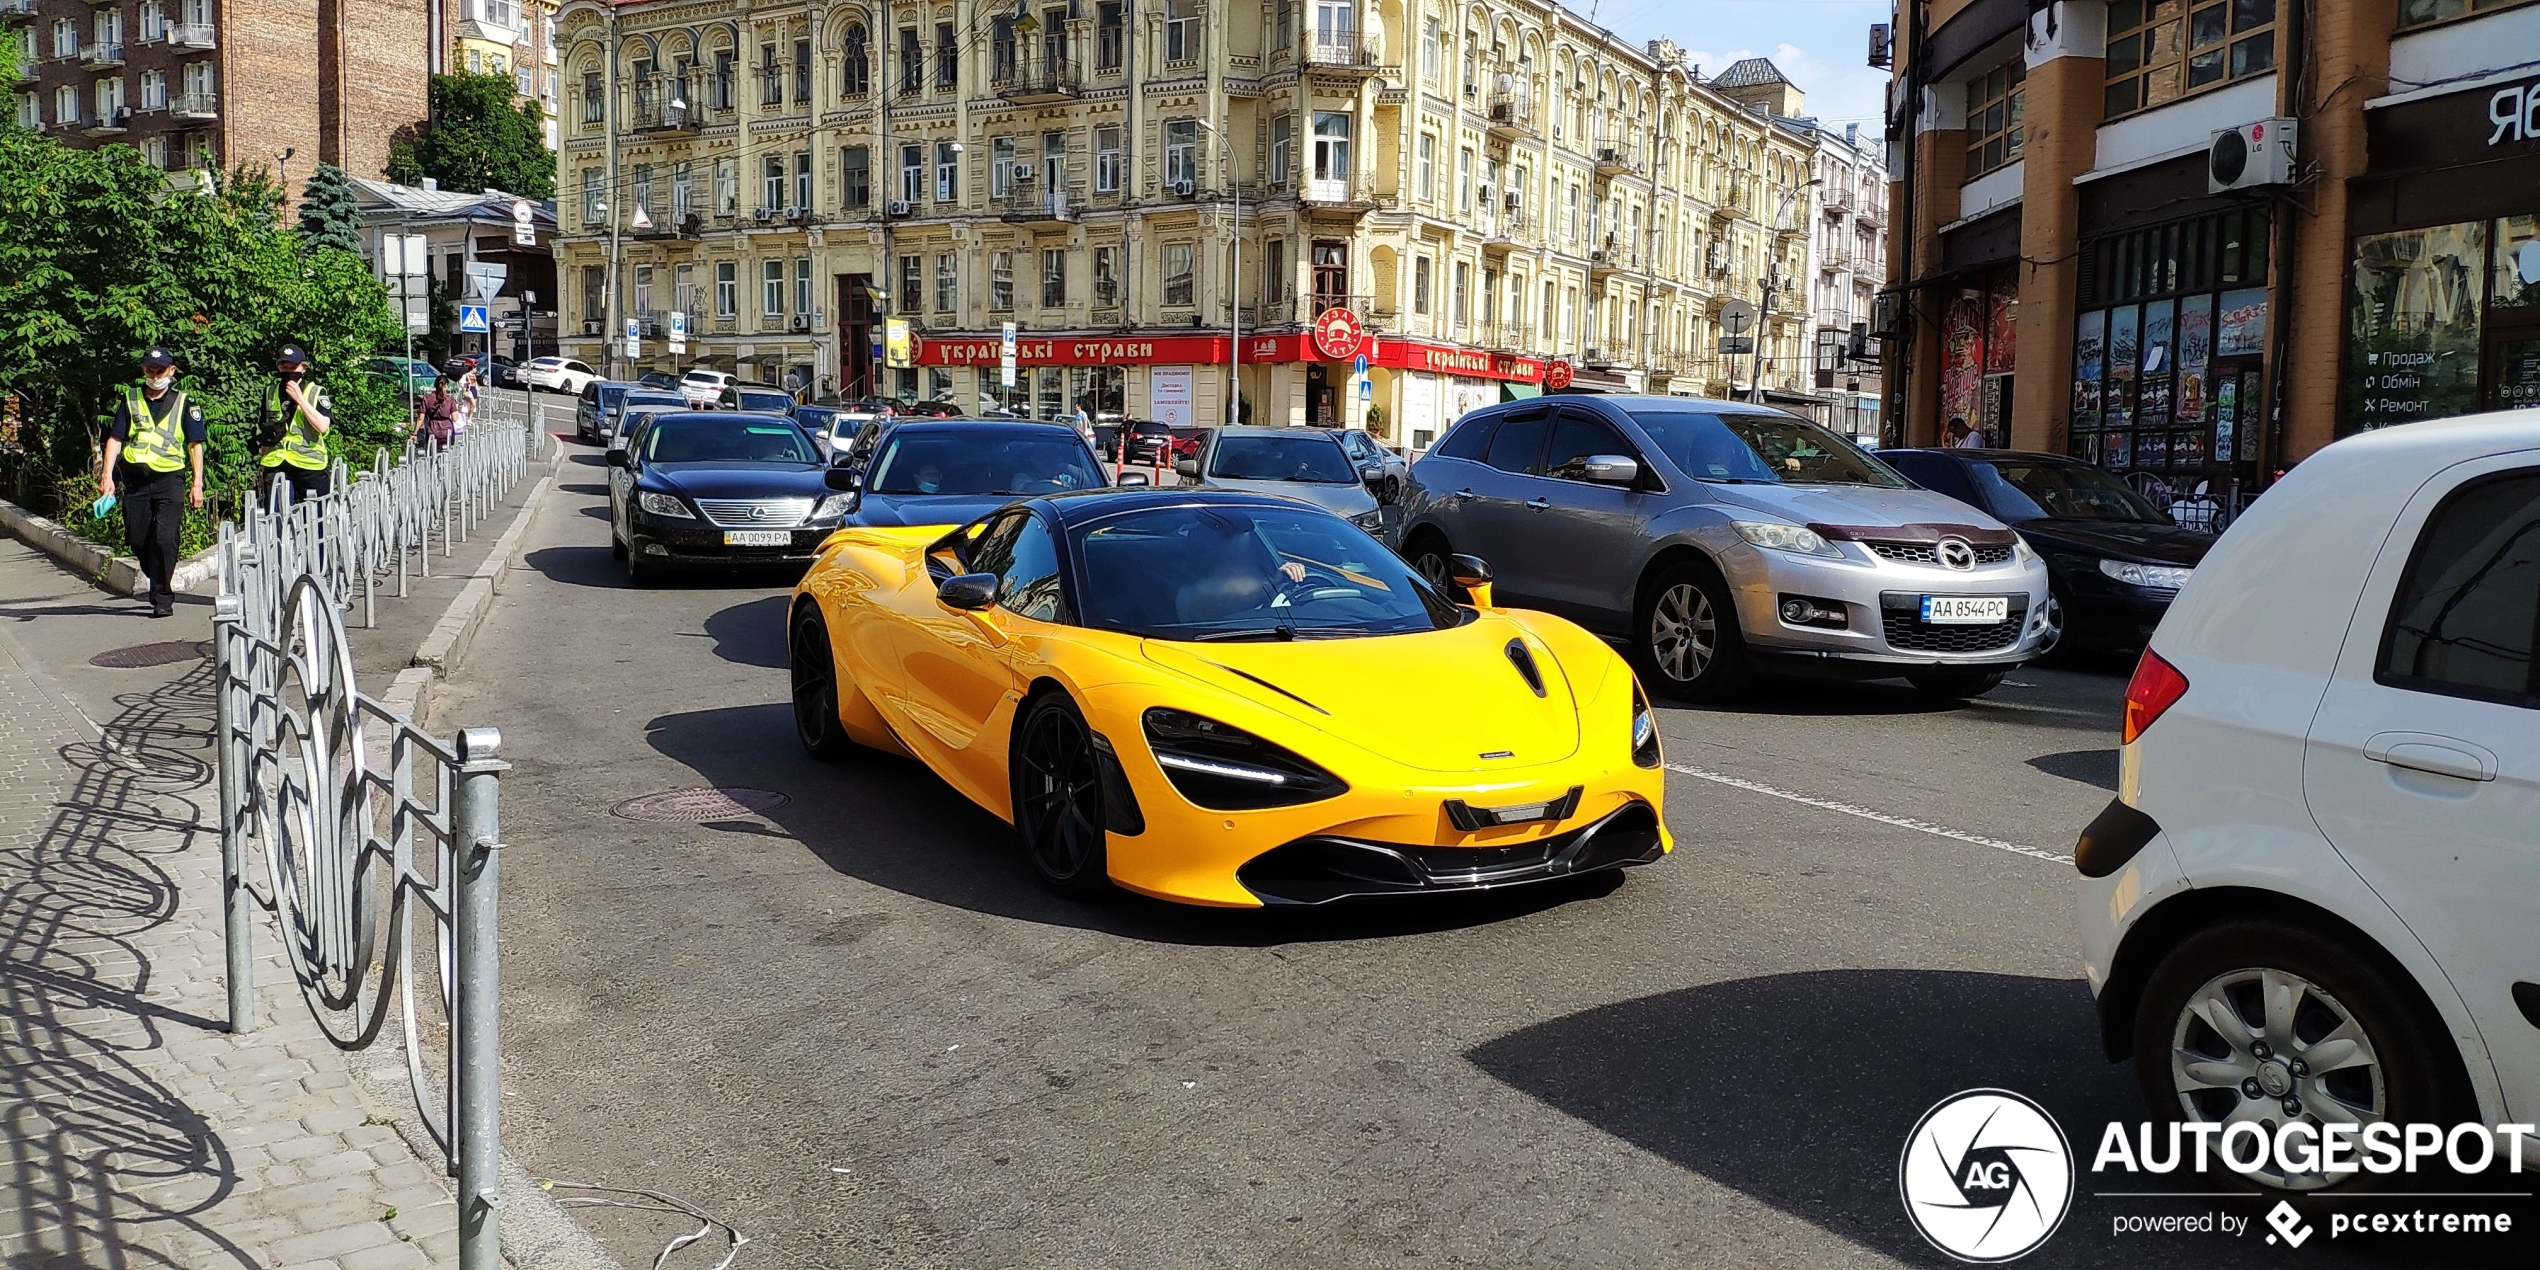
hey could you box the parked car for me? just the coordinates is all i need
[827,420,1133,529]
[575,379,647,444]
[606,392,691,450]
[1881,448,2216,655]
[719,386,799,415]
[793,404,873,458]
[1176,426,1383,529]
[2077,408,2540,1193]
[485,356,523,389]
[1168,425,1210,461]
[1091,423,1123,461]
[605,411,848,585]
[679,368,736,407]
[1120,420,1177,464]
[1397,395,2052,701]
[520,357,598,394]
[366,356,439,396]
[1335,428,1412,503]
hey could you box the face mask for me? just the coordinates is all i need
[145,373,174,392]
[281,368,305,381]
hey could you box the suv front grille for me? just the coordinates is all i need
[1865,540,2015,566]
[1879,593,2030,654]
[695,497,813,528]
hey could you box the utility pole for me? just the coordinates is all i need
[1749,177,1821,403]
[603,1,625,381]
[1198,119,1239,428]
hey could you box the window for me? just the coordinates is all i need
[2399,0,2525,26]
[843,25,870,96]
[713,51,735,110]
[1457,146,1473,212]
[936,141,960,201]
[935,21,957,87]
[1264,238,1286,303]
[632,162,655,218]
[763,259,786,315]
[1417,134,1435,202]
[993,136,1016,198]
[1421,18,1440,84]
[900,143,925,203]
[1095,126,1122,192]
[580,70,603,123]
[1452,261,1470,328]
[1543,414,1634,482]
[715,157,737,214]
[673,160,694,219]
[760,42,782,106]
[1270,116,1292,186]
[992,516,1069,622]
[581,167,604,224]
[990,251,1016,311]
[1167,0,1198,61]
[2103,0,2273,120]
[1413,256,1432,314]
[1313,112,1352,185]
[1276,0,1293,51]
[139,0,163,40]
[583,264,605,321]
[842,146,870,207]
[1963,58,2026,178]
[1042,248,1067,307]
[1166,120,1197,186]
[633,264,654,317]
[1163,243,1195,306]
[1097,2,1124,69]
[1094,245,1118,305]
[900,28,921,92]
[796,258,814,315]
[992,15,1017,80]
[140,69,164,110]
[795,151,813,209]
[899,254,922,312]
[762,155,784,210]
[794,38,812,101]
[935,254,958,312]
[1484,412,1549,474]
[2379,472,2540,704]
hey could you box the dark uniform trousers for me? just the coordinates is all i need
[271,464,333,504]
[116,461,186,604]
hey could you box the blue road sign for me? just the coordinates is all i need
[1355,353,1368,375]
[458,305,490,333]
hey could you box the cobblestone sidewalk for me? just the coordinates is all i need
[0,615,467,1269]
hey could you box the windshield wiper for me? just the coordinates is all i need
[1189,624,1298,642]
[1697,476,1775,485]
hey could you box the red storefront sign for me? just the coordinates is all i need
[1545,359,1574,390]
[1380,340,1546,384]
[916,335,1232,366]
[1312,307,1366,360]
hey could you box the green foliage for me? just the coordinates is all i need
[0,128,408,549]
[297,163,363,254]
[1362,402,1387,436]
[385,73,556,200]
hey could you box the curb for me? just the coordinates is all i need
[0,495,223,596]
[411,450,560,679]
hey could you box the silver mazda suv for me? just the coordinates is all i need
[1396,395,2054,701]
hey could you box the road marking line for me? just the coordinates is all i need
[1663,762,2075,866]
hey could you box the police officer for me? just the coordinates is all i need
[258,343,336,502]
[96,347,206,619]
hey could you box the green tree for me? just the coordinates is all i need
[297,163,363,253]
[385,73,556,200]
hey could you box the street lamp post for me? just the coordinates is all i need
[1749,177,1823,404]
[1195,118,1240,428]
[603,1,625,381]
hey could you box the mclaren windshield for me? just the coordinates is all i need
[1073,503,1465,641]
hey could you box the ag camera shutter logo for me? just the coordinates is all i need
[1899,1089,2075,1262]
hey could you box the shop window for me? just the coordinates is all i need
[2071,208,2275,474]
[2103,0,2274,121]
[1962,59,2024,180]
[2346,221,2491,431]
[2398,0,2529,28]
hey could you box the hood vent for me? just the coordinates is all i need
[1505,638,1546,697]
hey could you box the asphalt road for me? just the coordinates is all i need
[431,447,2501,1268]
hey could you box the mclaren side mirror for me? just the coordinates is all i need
[824,465,861,491]
[1581,454,1640,486]
[1115,469,1152,487]
[1447,553,1494,588]
[936,572,998,611]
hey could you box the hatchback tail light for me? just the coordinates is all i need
[2121,648,2189,745]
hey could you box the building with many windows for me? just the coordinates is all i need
[549,0,1821,447]
[1884,0,2540,507]
[440,0,564,149]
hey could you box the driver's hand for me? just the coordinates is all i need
[1277,561,1307,583]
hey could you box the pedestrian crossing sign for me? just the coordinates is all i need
[458,305,490,334]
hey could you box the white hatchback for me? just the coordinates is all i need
[2077,409,2540,1192]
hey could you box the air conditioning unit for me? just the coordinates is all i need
[1503,192,1521,212]
[790,314,812,331]
[582,320,603,336]
[755,206,774,222]
[781,204,800,219]
[2208,118,2296,193]
[1584,345,1605,362]
[1490,101,1513,123]
[1013,161,1035,182]
[888,199,913,217]
[1705,243,1726,273]
[1170,178,1196,198]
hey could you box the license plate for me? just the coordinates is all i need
[1921,595,2010,624]
[722,530,791,547]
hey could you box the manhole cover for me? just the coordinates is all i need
[610,787,789,822]
[91,640,214,669]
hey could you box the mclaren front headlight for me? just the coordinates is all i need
[1631,682,1662,769]
[1142,707,1347,810]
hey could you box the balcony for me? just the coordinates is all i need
[1486,92,1536,140]
[1480,211,1527,254]
[169,95,217,125]
[85,107,129,135]
[1478,322,1534,353]
[1817,242,1852,271]
[1297,175,1385,218]
[10,57,35,85]
[80,41,125,69]
[0,0,37,21]
[1301,32,1383,77]
[633,210,702,239]
[1593,143,1640,179]
[1588,241,1629,277]
[997,186,1080,225]
[996,58,1082,105]
[165,21,214,49]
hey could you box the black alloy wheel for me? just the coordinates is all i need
[1010,693,1113,899]
[1906,668,2009,700]
[789,604,855,761]
[1404,533,1467,604]
[1637,561,1750,703]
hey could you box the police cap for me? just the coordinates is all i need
[276,343,310,365]
[140,347,177,369]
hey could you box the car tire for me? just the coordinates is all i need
[788,604,857,762]
[1905,668,2007,699]
[625,552,658,588]
[2131,920,2470,1193]
[1402,530,1466,604]
[610,531,628,561]
[1009,692,1114,900]
[1636,561,1750,703]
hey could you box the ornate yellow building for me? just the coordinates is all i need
[551,0,1815,446]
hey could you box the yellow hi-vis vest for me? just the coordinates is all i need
[119,385,188,474]
[259,384,328,470]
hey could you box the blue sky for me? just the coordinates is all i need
[1580,0,1895,132]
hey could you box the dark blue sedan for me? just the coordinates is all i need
[831,421,1140,530]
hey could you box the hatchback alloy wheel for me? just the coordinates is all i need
[2166,965,2386,1190]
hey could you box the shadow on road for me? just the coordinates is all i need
[2029,748,2120,791]
[700,596,787,668]
[643,700,1630,946]
[522,544,629,590]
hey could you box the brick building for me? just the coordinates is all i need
[548,0,1825,446]
[438,0,563,148]
[8,0,430,190]
[1883,0,2540,505]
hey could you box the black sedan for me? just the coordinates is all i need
[606,412,847,585]
[829,420,1141,529]
[1879,448,2214,654]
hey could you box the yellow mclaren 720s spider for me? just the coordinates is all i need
[785,488,1670,906]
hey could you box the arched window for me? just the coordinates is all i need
[842,23,869,96]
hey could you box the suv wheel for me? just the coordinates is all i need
[2132,921,2468,1192]
[1637,562,1749,703]
[1403,532,1465,603]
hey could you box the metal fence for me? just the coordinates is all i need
[212,411,540,1270]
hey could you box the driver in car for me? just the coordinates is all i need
[1172,515,1312,624]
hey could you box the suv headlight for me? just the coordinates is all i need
[1142,708,1347,810]
[1631,683,1661,769]
[637,490,695,519]
[812,493,854,521]
[1732,520,1840,558]
[2098,559,2194,590]
[1351,509,1384,530]
[2013,533,2039,564]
